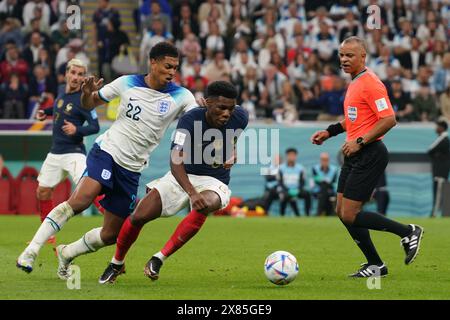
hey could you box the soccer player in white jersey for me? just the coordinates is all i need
[17,42,198,277]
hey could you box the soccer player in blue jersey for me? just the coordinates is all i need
[34,59,100,241]
[17,42,198,278]
[98,81,249,283]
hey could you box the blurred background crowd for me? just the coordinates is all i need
[0,0,449,123]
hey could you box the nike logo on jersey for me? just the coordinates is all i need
[129,97,139,101]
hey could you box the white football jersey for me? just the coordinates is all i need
[96,74,198,172]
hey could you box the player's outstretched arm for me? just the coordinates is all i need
[81,76,105,110]
[170,149,208,212]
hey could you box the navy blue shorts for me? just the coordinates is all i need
[84,143,140,218]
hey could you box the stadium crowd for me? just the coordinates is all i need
[0,0,449,123]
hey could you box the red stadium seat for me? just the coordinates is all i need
[16,166,39,215]
[53,178,72,206]
[0,167,17,214]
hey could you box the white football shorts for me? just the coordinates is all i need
[37,152,87,188]
[146,171,231,217]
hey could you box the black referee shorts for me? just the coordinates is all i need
[337,140,389,202]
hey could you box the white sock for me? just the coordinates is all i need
[26,201,74,254]
[62,227,105,260]
[154,251,167,262]
[111,257,124,265]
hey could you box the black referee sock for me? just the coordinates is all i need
[342,222,383,265]
[353,211,412,238]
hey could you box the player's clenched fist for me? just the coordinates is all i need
[310,130,330,145]
[190,192,208,211]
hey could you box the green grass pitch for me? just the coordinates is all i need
[1,215,449,300]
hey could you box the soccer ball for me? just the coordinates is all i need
[264,251,299,285]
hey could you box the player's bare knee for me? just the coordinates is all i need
[100,229,117,245]
[341,210,357,225]
[37,186,52,200]
[130,213,150,226]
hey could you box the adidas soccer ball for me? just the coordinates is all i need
[264,251,299,285]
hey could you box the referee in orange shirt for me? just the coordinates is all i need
[311,37,424,278]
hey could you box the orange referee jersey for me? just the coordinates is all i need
[344,68,395,141]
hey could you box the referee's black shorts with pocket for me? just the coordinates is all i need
[337,140,389,202]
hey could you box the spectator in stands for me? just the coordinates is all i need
[139,18,173,70]
[0,17,23,51]
[230,38,256,73]
[337,11,363,43]
[392,0,409,32]
[204,21,226,60]
[226,0,251,40]
[0,72,28,118]
[22,0,50,30]
[23,16,51,47]
[180,32,202,62]
[440,84,450,122]
[308,6,334,38]
[0,44,28,84]
[141,0,171,35]
[56,49,75,84]
[173,3,198,41]
[311,152,338,216]
[51,19,78,53]
[370,45,401,82]
[276,2,307,42]
[0,0,22,24]
[329,0,359,21]
[190,75,206,103]
[240,89,256,121]
[412,85,439,122]
[390,78,414,122]
[428,120,450,216]
[28,64,57,116]
[22,31,45,67]
[101,19,130,83]
[392,17,414,67]
[198,0,226,27]
[55,38,89,74]
[260,64,288,120]
[400,37,427,76]
[278,148,311,217]
[316,76,345,121]
[93,0,121,77]
[286,27,313,65]
[203,50,231,83]
[261,154,282,214]
[183,61,207,91]
[180,51,199,79]
[433,52,450,95]
[416,10,447,48]
[200,5,226,40]
[236,65,263,112]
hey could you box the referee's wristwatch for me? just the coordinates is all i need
[356,137,365,147]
